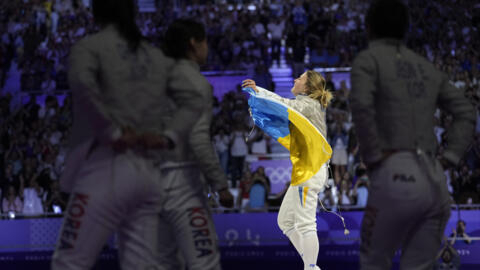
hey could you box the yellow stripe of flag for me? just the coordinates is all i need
[303,187,309,207]
[287,108,332,186]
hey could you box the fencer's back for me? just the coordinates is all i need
[352,39,453,155]
[68,25,174,148]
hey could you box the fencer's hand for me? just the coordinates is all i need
[242,79,259,92]
[113,127,138,153]
[218,189,234,208]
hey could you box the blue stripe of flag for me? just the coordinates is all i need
[298,187,303,207]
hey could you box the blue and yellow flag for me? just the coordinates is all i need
[244,87,332,186]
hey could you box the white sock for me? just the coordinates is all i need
[302,230,319,270]
[285,228,304,260]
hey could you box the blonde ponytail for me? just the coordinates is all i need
[305,70,333,108]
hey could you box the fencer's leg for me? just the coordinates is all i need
[118,211,181,270]
[294,166,326,270]
[114,155,173,270]
[399,202,450,270]
[278,186,304,260]
[51,191,117,270]
[359,174,407,269]
[117,191,176,269]
[359,204,406,270]
[52,149,152,270]
[302,231,319,270]
[168,205,221,270]
[360,152,429,270]
[399,152,452,270]
[52,148,122,270]
[285,228,304,261]
[51,151,122,270]
[162,167,222,270]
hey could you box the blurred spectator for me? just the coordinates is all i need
[331,80,349,112]
[292,0,307,27]
[20,173,44,215]
[6,147,23,176]
[245,167,270,212]
[213,128,230,175]
[352,166,369,207]
[325,73,336,92]
[252,62,274,91]
[347,127,359,174]
[338,179,353,206]
[237,170,253,211]
[252,17,266,38]
[40,73,56,95]
[0,163,19,191]
[213,129,230,173]
[455,164,479,204]
[252,166,271,192]
[319,178,337,209]
[249,130,270,155]
[290,38,306,77]
[451,220,473,244]
[330,122,348,184]
[24,95,40,120]
[435,235,461,270]
[50,7,59,34]
[267,16,285,65]
[229,124,248,188]
[38,95,57,120]
[2,185,22,214]
[44,181,66,213]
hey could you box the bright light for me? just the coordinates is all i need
[53,205,62,214]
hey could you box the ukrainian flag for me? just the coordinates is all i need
[243,87,332,186]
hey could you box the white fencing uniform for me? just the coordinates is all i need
[350,39,476,270]
[278,164,328,235]
[254,86,331,270]
[152,59,229,270]
[51,25,203,270]
[254,86,329,235]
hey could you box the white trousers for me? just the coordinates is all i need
[51,145,164,270]
[360,151,451,270]
[277,164,328,235]
[51,145,222,270]
[153,164,222,270]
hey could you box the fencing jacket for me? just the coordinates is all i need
[349,38,476,166]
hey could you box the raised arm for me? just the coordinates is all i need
[242,79,307,113]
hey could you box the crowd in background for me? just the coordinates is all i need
[0,0,479,215]
[0,93,70,216]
